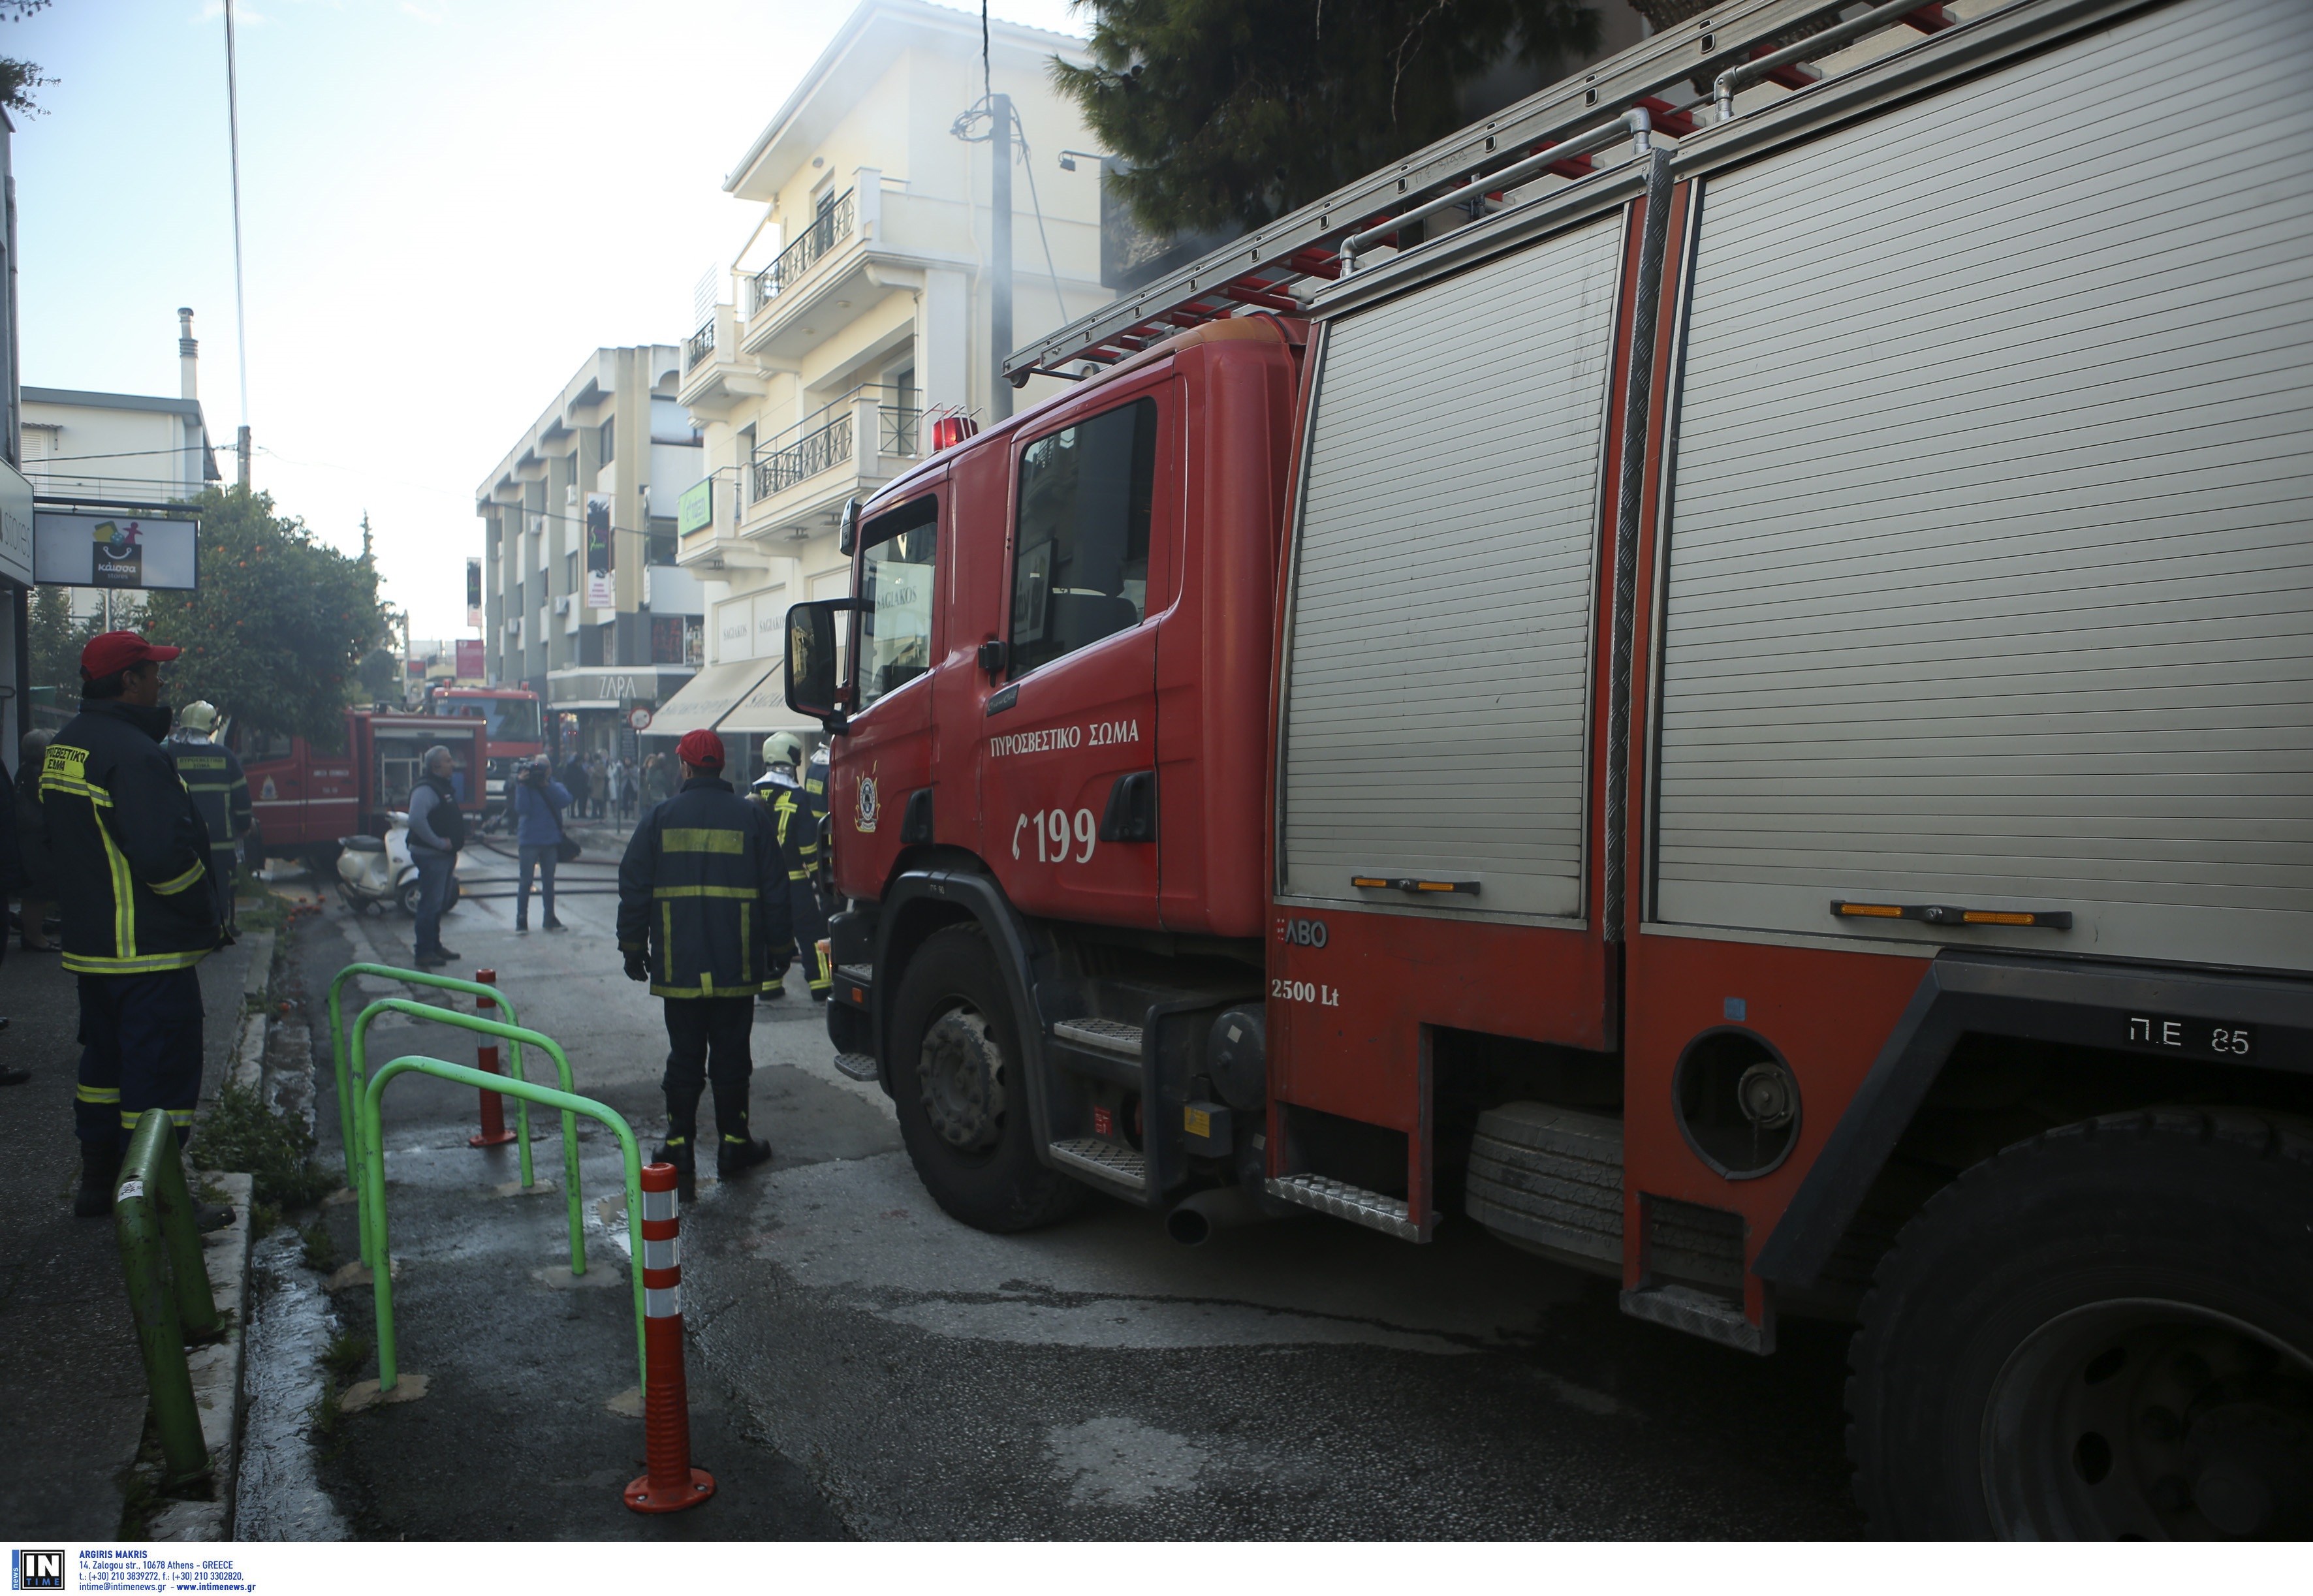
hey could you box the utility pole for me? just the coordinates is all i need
[990,91,1013,424]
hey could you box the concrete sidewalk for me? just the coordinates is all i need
[0,928,262,1539]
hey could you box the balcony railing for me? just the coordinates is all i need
[753,413,851,499]
[686,317,716,370]
[750,189,855,314]
[747,384,923,504]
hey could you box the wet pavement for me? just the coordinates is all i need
[257,829,1868,1539]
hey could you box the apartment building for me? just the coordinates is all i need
[657,0,1109,763]
[474,345,710,758]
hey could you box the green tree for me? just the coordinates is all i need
[28,582,93,704]
[1055,0,1599,235]
[356,646,399,704]
[2,0,55,117]
[138,487,388,751]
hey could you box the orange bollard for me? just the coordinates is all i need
[467,967,517,1148]
[624,1161,716,1513]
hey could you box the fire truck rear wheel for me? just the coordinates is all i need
[887,924,1084,1234]
[1848,1108,2313,1539]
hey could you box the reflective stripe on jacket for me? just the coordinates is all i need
[163,736,251,852]
[616,775,793,999]
[42,700,223,975]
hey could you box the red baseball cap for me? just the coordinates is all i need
[676,728,725,769]
[80,631,182,680]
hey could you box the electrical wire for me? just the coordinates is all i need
[223,0,251,441]
[1011,104,1073,324]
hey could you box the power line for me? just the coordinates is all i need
[1010,105,1071,324]
[223,0,251,479]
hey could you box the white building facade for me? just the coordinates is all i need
[661,0,1112,768]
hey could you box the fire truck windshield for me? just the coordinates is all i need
[437,696,543,743]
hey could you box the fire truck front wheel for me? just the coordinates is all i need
[887,924,1084,1234]
[1848,1108,2313,1539]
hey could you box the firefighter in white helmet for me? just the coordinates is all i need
[161,700,252,931]
[749,732,828,1002]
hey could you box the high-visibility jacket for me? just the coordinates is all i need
[163,734,251,858]
[751,773,819,879]
[41,700,223,976]
[803,745,830,829]
[616,775,795,999]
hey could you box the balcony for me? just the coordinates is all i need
[751,189,854,315]
[738,170,915,366]
[741,386,924,540]
[676,302,761,418]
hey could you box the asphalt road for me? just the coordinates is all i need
[271,829,1868,1539]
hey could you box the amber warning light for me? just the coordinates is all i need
[1831,900,2073,930]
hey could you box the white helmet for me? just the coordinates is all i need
[177,700,219,734]
[763,732,805,770]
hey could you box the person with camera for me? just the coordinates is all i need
[513,757,572,933]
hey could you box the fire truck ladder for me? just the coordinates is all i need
[1003,0,1968,382]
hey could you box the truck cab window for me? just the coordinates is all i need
[858,495,937,710]
[1009,396,1157,680]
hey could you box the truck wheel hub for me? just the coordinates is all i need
[917,1008,1005,1153]
[1984,1300,2313,1539]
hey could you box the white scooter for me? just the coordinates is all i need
[336,815,461,916]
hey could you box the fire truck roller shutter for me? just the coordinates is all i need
[1650,0,2313,974]
[1282,213,1626,918]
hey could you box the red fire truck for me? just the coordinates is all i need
[421,685,545,810]
[231,712,485,873]
[783,0,2311,1538]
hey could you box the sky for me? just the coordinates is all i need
[10,0,1088,640]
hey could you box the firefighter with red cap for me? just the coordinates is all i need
[40,631,230,1221]
[615,728,794,1198]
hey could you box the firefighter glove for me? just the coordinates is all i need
[623,950,650,983]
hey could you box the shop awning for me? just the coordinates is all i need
[717,659,824,736]
[643,659,776,738]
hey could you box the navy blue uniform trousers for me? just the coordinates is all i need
[76,968,205,1153]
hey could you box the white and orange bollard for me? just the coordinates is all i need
[467,967,518,1149]
[623,1161,716,1513]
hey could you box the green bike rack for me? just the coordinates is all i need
[326,964,531,1190]
[360,1056,648,1394]
[114,1110,227,1488]
[349,1000,586,1274]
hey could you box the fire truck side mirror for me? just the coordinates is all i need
[786,599,855,732]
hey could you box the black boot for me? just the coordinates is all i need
[717,1135,772,1180]
[651,1138,697,1203]
[74,1142,122,1219]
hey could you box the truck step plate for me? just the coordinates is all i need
[1620,1283,1772,1356]
[1049,1136,1148,1192]
[1052,1018,1144,1059]
[1265,1174,1424,1242]
[831,1052,879,1083]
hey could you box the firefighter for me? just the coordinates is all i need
[751,732,828,1003]
[616,728,793,1200]
[42,632,230,1222]
[163,701,252,933]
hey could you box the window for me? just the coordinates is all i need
[599,417,616,463]
[646,517,678,567]
[1009,397,1157,679]
[565,551,578,594]
[651,615,688,664]
[857,495,937,710]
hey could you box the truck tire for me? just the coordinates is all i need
[886,924,1082,1234]
[1848,1108,2313,1539]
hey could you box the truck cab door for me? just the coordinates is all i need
[978,381,1174,930]
[830,490,941,894]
